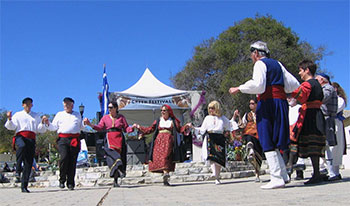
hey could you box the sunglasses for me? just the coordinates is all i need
[161,109,168,112]
[108,106,114,109]
[250,47,256,52]
[249,103,256,105]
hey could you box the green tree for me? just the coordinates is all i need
[0,110,14,153]
[35,114,57,161]
[172,15,327,117]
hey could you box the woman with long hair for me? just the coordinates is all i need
[328,82,347,180]
[234,98,263,182]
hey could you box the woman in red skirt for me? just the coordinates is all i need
[134,104,188,186]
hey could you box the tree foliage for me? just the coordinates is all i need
[0,110,14,153]
[35,114,58,160]
[172,15,327,117]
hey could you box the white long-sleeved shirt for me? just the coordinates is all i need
[4,110,46,134]
[47,111,84,134]
[239,58,300,94]
[337,96,346,114]
[196,115,232,135]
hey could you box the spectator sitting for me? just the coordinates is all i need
[2,162,12,172]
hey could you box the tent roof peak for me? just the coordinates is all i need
[117,67,186,98]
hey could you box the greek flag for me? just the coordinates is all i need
[101,64,109,116]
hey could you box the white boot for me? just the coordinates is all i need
[261,151,285,189]
[276,149,290,183]
[327,159,337,178]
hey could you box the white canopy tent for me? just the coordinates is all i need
[118,68,187,98]
[110,68,203,126]
[109,68,206,162]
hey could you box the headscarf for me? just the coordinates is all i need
[162,104,180,124]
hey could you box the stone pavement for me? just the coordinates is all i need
[1,169,350,206]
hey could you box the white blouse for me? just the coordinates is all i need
[159,117,173,128]
[196,115,232,135]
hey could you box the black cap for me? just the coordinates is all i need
[63,97,74,103]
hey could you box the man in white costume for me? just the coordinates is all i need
[229,41,299,189]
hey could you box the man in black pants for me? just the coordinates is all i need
[5,97,47,192]
[47,97,84,190]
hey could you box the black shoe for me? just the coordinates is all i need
[163,181,171,186]
[21,188,30,193]
[328,175,341,181]
[304,176,323,185]
[113,181,120,187]
[59,182,65,189]
[67,184,74,190]
[338,174,342,180]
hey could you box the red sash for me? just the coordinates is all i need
[13,131,36,151]
[290,100,322,142]
[58,133,80,147]
[258,85,286,101]
[107,131,123,153]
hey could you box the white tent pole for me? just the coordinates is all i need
[152,108,156,121]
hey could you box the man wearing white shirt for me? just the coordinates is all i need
[5,97,47,193]
[46,97,84,190]
[229,41,300,189]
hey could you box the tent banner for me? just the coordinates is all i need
[110,92,191,109]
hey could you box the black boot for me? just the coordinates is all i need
[163,174,170,186]
[113,171,120,187]
[286,153,297,177]
[295,170,304,180]
[21,182,30,193]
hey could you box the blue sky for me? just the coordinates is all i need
[1,0,349,120]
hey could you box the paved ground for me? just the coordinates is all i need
[2,169,350,206]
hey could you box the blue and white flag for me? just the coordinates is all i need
[101,64,109,116]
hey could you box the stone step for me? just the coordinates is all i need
[0,170,264,188]
[1,161,264,188]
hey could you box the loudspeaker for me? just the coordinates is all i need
[126,139,146,165]
[95,138,105,160]
[85,132,97,147]
[126,139,146,154]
